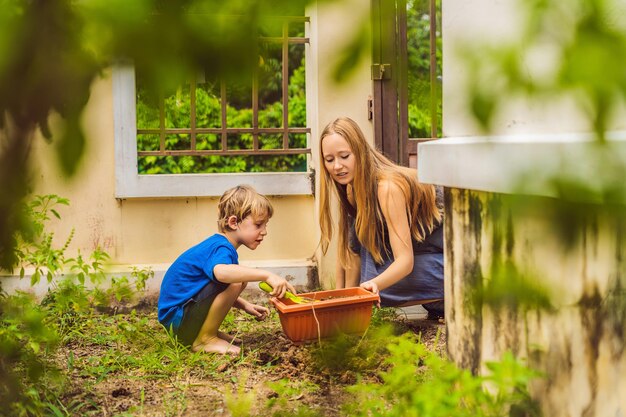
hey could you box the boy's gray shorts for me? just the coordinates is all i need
[176,279,229,346]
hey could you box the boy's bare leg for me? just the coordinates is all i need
[192,284,242,355]
[217,282,247,345]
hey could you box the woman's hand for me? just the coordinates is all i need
[360,281,381,307]
[241,302,270,321]
[360,280,379,294]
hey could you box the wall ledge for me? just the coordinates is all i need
[417,131,626,199]
[0,259,317,300]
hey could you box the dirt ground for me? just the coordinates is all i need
[55,306,446,417]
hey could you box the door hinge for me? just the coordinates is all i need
[371,64,391,80]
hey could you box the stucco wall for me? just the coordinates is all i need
[445,188,625,417]
[8,0,374,294]
[442,0,626,137]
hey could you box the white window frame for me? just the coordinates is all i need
[112,65,313,198]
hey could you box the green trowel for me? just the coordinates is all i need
[258,281,319,304]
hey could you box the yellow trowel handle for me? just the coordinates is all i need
[258,281,306,303]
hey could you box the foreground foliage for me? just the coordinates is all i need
[1,284,541,417]
[0,195,542,416]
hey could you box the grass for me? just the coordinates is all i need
[1,283,541,417]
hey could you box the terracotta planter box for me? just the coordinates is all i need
[269,287,380,343]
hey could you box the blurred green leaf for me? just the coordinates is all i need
[333,20,371,83]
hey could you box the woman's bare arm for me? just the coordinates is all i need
[361,180,414,292]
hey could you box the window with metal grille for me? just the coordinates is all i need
[135,16,311,175]
[112,15,313,198]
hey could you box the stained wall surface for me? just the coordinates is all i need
[444,188,625,417]
[439,0,626,415]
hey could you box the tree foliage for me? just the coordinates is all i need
[0,0,314,270]
[406,0,442,138]
[136,60,308,174]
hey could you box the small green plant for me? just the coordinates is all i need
[131,266,153,292]
[264,379,321,417]
[342,333,542,417]
[0,292,65,417]
[11,195,73,285]
[370,306,401,327]
[91,266,154,308]
[309,324,395,374]
[67,248,110,286]
[10,194,112,288]
[41,279,93,339]
[224,372,256,417]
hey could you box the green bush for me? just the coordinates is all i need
[137,59,308,174]
[342,333,542,417]
[0,194,154,415]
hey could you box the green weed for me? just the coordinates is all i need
[342,333,541,417]
[309,324,395,373]
[0,292,65,417]
[264,379,322,417]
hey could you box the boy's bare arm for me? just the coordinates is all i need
[213,264,272,283]
[234,297,269,321]
[213,264,296,298]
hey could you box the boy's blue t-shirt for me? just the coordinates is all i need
[158,234,238,331]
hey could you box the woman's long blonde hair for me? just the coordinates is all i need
[319,117,441,267]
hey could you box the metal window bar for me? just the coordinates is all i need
[138,16,311,157]
[282,20,290,149]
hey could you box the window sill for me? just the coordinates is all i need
[115,172,313,198]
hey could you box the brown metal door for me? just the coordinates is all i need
[371,0,403,164]
[371,0,440,169]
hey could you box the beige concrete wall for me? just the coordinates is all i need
[28,72,317,268]
[445,188,625,417]
[441,1,626,416]
[442,0,626,138]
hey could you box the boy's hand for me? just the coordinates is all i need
[242,302,269,321]
[266,274,297,299]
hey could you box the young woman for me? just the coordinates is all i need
[319,117,445,318]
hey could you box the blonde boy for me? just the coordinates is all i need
[158,185,295,355]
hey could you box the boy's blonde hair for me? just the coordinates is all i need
[217,185,274,232]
